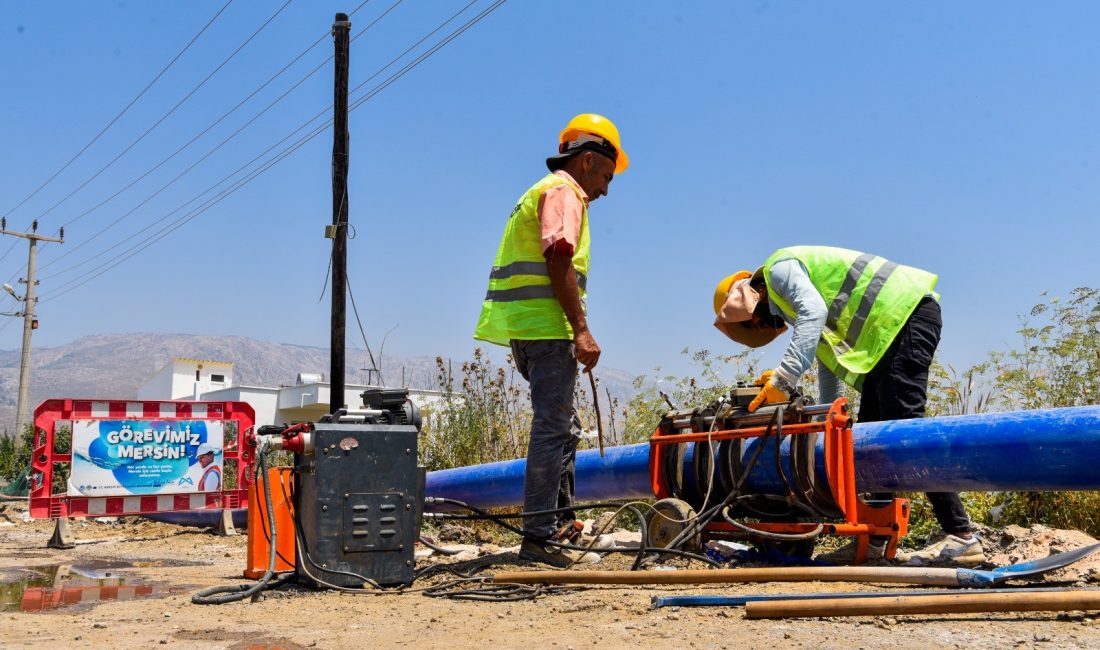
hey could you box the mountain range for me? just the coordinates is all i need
[0,333,639,434]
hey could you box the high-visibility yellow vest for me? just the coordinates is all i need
[763,246,938,388]
[474,173,590,346]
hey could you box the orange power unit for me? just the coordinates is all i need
[245,467,296,579]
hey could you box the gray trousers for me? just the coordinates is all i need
[510,339,582,539]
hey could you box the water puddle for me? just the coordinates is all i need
[0,560,187,613]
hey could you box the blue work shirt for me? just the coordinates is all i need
[765,258,843,403]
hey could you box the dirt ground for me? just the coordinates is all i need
[2,501,1100,650]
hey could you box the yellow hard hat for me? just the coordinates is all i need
[551,113,629,174]
[713,270,754,315]
[712,268,786,348]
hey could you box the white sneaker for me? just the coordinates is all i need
[898,535,985,566]
[578,532,616,551]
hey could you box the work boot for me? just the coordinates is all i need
[897,534,985,566]
[518,538,601,568]
[816,539,887,565]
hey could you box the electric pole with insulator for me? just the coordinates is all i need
[0,217,63,446]
[328,12,351,415]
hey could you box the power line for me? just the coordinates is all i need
[0,0,235,267]
[38,0,473,286]
[1,0,234,222]
[1,0,300,288]
[39,0,508,302]
[43,119,329,300]
[38,0,391,274]
[29,0,295,228]
[350,0,504,113]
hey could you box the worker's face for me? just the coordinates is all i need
[575,152,616,202]
[748,291,785,330]
[199,452,214,467]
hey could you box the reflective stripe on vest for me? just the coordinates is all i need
[473,173,590,346]
[763,246,938,387]
[485,261,587,301]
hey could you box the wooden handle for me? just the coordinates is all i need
[746,589,1100,619]
[492,566,961,586]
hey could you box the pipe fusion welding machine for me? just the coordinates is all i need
[647,387,910,564]
[245,388,425,588]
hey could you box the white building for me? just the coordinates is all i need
[138,358,446,426]
[137,358,233,401]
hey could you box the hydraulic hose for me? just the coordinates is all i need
[192,442,287,605]
[424,497,720,568]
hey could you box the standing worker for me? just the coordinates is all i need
[712,245,984,565]
[474,114,627,567]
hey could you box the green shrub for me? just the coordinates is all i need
[622,348,761,444]
[0,425,34,483]
[420,349,531,471]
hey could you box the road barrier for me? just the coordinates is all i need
[30,399,256,544]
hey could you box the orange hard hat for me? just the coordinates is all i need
[550,113,629,174]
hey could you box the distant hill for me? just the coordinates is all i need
[0,333,639,434]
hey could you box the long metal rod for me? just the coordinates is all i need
[652,587,1090,608]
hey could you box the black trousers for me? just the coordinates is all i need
[860,298,974,536]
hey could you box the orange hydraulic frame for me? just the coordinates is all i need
[648,397,909,564]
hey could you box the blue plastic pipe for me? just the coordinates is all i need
[425,406,1100,510]
[426,441,653,509]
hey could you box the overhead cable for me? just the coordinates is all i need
[39,0,478,285]
[39,0,395,275]
[0,0,235,222]
[40,0,508,302]
[31,0,295,226]
[0,0,235,267]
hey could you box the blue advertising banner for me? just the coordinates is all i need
[69,419,225,496]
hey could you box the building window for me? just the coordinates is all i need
[196,370,201,381]
[211,374,225,383]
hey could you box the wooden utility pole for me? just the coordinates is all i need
[328,12,351,414]
[0,218,63,445]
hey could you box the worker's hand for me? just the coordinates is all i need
[752,369,774,387]
[748,379,790,413]
[574,327,601,371]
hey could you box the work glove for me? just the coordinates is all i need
[748,369,790,413]
[752,369,773,386]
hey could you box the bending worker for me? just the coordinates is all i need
[474,114,626,567]
[712,245,983,565]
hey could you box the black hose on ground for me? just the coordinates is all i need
[192,443,285,605]
[418,535,464,556]
[425,498,720,568]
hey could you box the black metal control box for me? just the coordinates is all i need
[294,422,424,588]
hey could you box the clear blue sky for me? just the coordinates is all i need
[1,1,1098,382]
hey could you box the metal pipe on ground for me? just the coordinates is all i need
[744,590,1100,619]
[652,587,1095,608]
